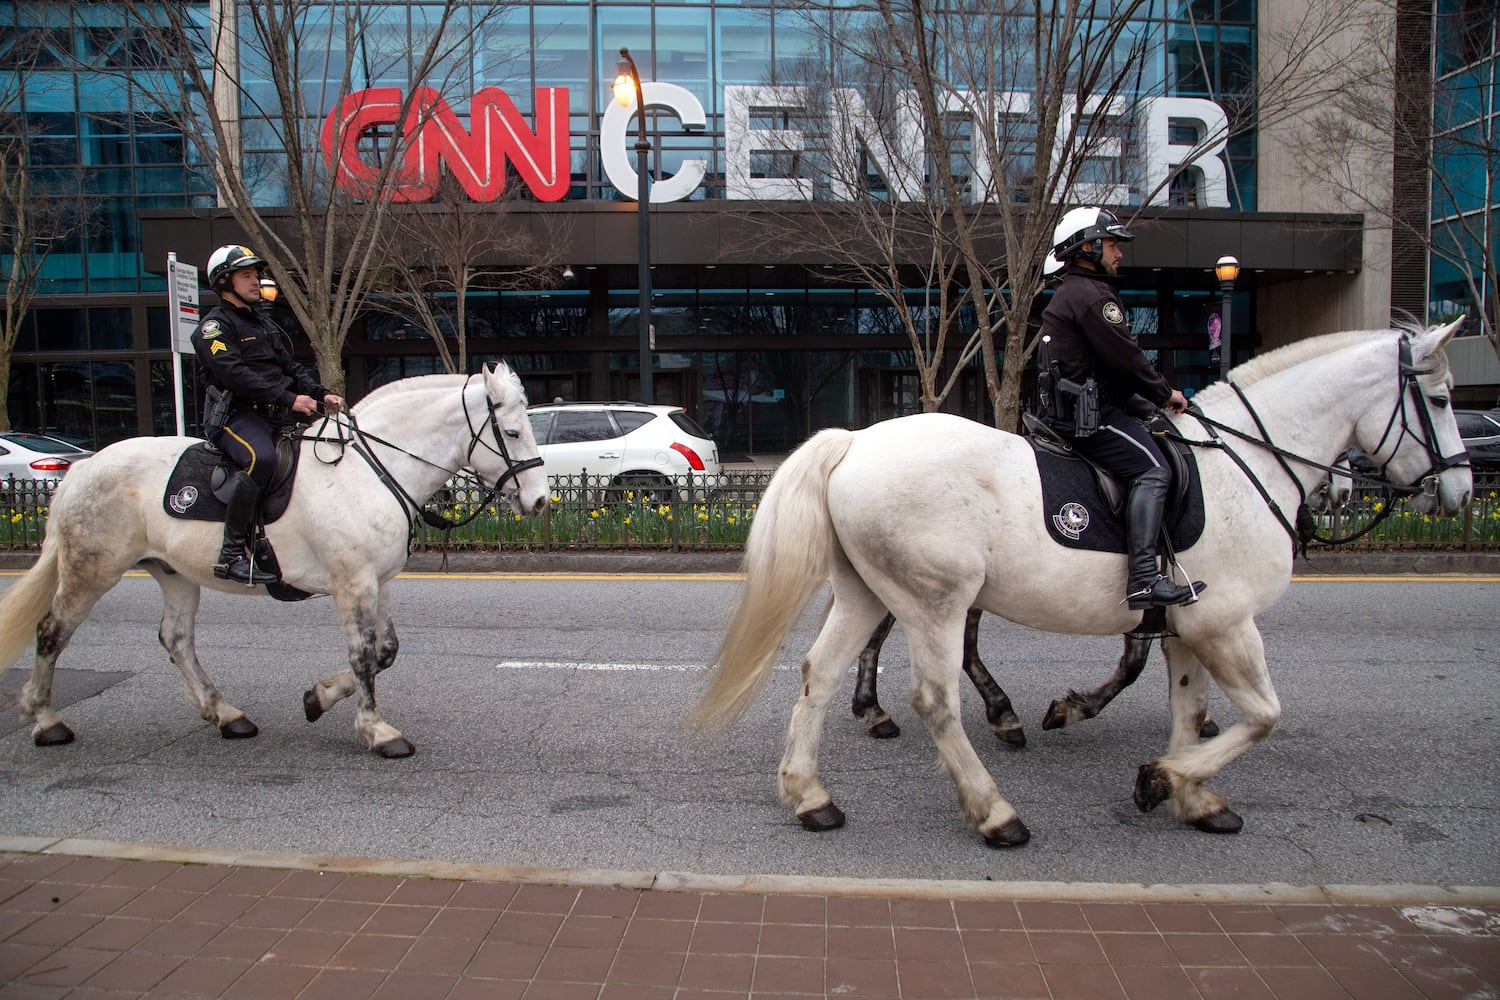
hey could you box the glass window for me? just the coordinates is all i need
[535,6,589,103]
[34,309,87,351]
[552,410,620,443]
[90,308,132,350]
[717,8,771,87]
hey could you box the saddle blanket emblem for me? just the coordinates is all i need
[1051,501,1090,540]
[168,485,200,514]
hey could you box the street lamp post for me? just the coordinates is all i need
[614,48,653,404]
[1215,255,1240,383]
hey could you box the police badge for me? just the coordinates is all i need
[1101,302,1125,325]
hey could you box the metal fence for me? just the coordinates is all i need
[2,469,1496,554]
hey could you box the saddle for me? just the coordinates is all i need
[1021,412,1205,555]
[162,435,314,602]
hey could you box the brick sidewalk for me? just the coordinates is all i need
[1,851,1498,999]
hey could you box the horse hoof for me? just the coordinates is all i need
[867,718,901,739]
[219,717,259,739]
[1134,763,1172,813]
[302,690,324,723]
[1199,718,1221,739]
[997,726,1027,749]
[982,816,1031,848]
[1192,808,1243,834]
[797,802,845,832]
[34,722,75,747]
[374,737,415,759]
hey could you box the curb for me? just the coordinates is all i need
[4,836,1497,907]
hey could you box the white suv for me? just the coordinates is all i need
[527,402,722,500]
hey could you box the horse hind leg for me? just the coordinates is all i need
[959,609,1026,748]
[19,557,122,746]
[149,566,257,739]
[1042,633,1220,738]
[903,619,1029,848]
[851,613,900,738]
[781,582,889,832]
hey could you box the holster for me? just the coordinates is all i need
[203,384,233,436]
[1039,363,1101,438]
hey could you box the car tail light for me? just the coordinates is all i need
[29,458,71,472]
[670,442,705,470]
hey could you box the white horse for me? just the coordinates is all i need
[694,323,1471,846]
[0,364,547,756]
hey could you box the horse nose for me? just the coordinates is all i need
[529,494,547,516]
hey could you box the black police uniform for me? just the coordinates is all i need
[1038,263,1201,608]
[190,299,329,584]
[191,302,329,489]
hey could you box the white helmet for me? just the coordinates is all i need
[1048,207,1133,269]
[207,244,264,290]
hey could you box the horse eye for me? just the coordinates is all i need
[505,428,520,438]
[1428,396,1449,409]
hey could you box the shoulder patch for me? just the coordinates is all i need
[1101,302,1125,325]
[200,320,222,338]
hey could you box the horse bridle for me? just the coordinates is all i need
[304,374,543,534]
[1178,335,1468,552]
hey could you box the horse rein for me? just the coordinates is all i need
[1172,336,1468,554]
[299,376,543,536]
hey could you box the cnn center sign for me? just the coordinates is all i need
[322,83,1231,208]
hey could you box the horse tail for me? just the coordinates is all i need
[692,428,856,732]
[0,541,59,669]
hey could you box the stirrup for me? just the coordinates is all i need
[1123,575,1206,610]
[214,553,278,586]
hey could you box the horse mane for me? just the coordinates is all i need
[351,363,524,415]
[1190,326,1420,407]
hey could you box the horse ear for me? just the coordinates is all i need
[1413,317,1463,365]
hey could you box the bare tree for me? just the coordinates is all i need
[116,0,526,394]
[364,174,570,373]
[731,0,1375,428]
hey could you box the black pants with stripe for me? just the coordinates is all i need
[211,410,279,489]
[1070,404,1167,483]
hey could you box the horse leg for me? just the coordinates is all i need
[850,613,900,738]
[18,561,123,746]
[1042,634,1220,737]
[1134,624,1281,833]
[148,566,257,738]
[903,618,1029,848]
[334,579,413,758]
[958,609,1026,748]
[780,577,889,832]
[302,613,397,723]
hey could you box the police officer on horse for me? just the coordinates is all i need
[1037,208,1205,609]
[190,245,343,585]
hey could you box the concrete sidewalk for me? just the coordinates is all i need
[2,840,1497,999]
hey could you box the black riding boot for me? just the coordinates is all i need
[214,472,277,584]
[1123,467,1203,609]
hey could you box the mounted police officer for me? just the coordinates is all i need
[190,245,343,584]
[1036,208,1204,609]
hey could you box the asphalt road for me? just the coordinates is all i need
[0,571,1495,890]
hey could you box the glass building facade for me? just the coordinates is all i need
[2,1,1308,454]
[1429,0,1497,334]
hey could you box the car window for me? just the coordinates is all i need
[670,412,713,440]
[611,410,654,435]
[1456,412,1500,437]
[0,434,79,455]
[528,413,553,445]
[550,411,620,444]
[0,445,9,456]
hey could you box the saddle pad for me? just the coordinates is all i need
[162,442,296,524]
[1032,443,1206,554]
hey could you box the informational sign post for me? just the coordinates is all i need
[166,253,200,436]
